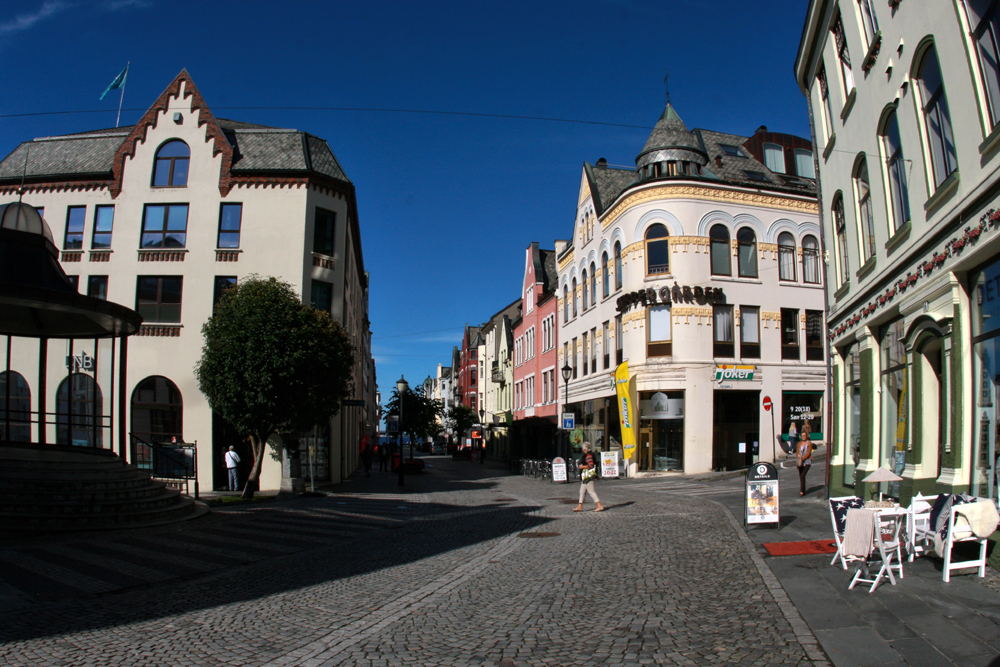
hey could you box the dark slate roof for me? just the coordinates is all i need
[639,105,703,156]
[0,118,351,184]
[539,249,557,296]
[585,163,637,216]
[696,129,817,196]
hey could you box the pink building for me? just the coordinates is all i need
[512,243,559,423]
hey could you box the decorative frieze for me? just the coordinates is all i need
[138,250,185,262]
[136,324,181,337]
[61,251,83,262]
[216,250,240,262]
[89,251,111,262]
[312,254,335,270]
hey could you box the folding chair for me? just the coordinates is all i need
[829,495,864,570]
[848,508,906,593]
[942,500,998,582]
[906,493,938,563]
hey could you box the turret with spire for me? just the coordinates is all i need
[635,104,708,182]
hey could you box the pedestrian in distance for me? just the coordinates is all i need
[573,442,605,512]
[796,431,814,496]
[378,444,389,472]
[360,443,373,477]
[224,445,241,492]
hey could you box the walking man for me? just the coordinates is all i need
[378,444,389,472]
[225,445,241,492]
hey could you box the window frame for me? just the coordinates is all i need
[615,314,623,365]
[151,140,190,188]
[763,143,786,173]
[217,203,243,249]
[916,45,958,189]
[92,205,114,250]
[736,227,758,278]
[87,275,108,300]
[614,242,622,290]
[802,235,821,284]
[713,304,735,358]
[136,275,183,323]
[778,232,797,282]
[647,304,673,358]
[213,276,237,306]
[806,310,825,361]
[880,110,911,232]
[794,148,816,179]
[141,203,189,249]
[589,262,597,307]
[645,223,670,275]
[64,206,86,250]
[965,0,1000,129]
[710,224,731,276]
[781,308,800,360]
[740,305,760,359]
[313,207,336,256]
[854,157,877,262]
[602,252,610,297]
[834,194,850,286]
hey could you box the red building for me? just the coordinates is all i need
[458,324,482,412]
[512,242,559,422]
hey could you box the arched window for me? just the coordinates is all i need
[563,284,569,322]
[778,232,796,281]
[0,371,31,442]
[645,223,670,275]
[710,224,731,276]
[581,270,588,311]
[965,0,1000,129]
[602,252,610,298]
[737,228,757,278]
[614,242,622,290]
[56,374,103,447]
[802,235,821,284]
[916,46,957,188]
[131,377,183,470]
[881,110,910,232]
[572,277,578,317]
[152,140,190,187]
[589,262,597,307]
[833,194,850,286]
[854,157,876,261]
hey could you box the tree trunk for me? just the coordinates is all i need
[242,434,266,499]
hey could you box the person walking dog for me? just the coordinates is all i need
[225,446,241,492]
[574,442,605,512]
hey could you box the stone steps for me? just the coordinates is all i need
[0,441,206,530]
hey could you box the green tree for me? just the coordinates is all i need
[447,404,478,443]
[195,276,355,498]
[385,387,443,460]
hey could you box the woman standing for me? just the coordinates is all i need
[574,442,605,512]
[796,431,814,496]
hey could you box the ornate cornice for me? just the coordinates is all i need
[557,250,575,271]
[601,184,818,231]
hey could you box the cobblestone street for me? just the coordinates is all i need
[0,457,828,667]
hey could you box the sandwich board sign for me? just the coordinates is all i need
[551,457,567,483]
[745,462,780,528]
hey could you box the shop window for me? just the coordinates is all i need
[916,45,958,188]
[614,241,622,290]
[141,204,188,249]
[764,143,785,173]
[880,319,908,498]
[92,205,114,249]
[615,315,623,365]
[803,235,821,284]
[881,110,910,232]
[313,208,336,256]
[217,203,242,249]
[0,371,31,442]
[602,252,610,297]
[833,194,850,286]
[136,276,182,323]
[854,157,876,262]
[740,306,760,359]
[647,304,672,358]
[737,228,757,278]
[56,374,103,447]
[64,206,85,250]
[805,310,825,361]
[781,308,800,360]
[645,223,670,275]
[130,376,183,469]
[972,257,1000,503]
[152,140,189,187]
[966,0,1000,129]
[710,224,731,276]
[639,390,684,471]
[845,345,862,486]
[778,232,796,281]
[311,280,332,313]
[713,305,734,358]
[87,275,108,300]
[782,391,824,453]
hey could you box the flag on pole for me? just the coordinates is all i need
[99,65,129,100]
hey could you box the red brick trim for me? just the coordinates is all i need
[136,324,182,337]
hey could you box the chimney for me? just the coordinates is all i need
[596,157,608,168]
[715,155,724,168]
[554,239,569,256]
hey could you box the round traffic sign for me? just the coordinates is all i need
[762,396,772,412]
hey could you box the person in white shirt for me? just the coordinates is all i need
[225,446,241,491]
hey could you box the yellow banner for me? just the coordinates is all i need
[615,362,636,460]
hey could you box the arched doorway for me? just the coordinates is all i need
[914,333,946,482]
[130,376,183,469]
[0,371,31,442]
[56,373,103,447]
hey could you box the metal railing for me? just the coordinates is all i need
[131,433,199,499]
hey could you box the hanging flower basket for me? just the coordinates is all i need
[952,237,966,252]
[967,225,983,240]
[934,252,947,265]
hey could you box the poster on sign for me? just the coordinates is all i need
[551,457,567,482]
[745,462,780,527]
[600,451,620,478]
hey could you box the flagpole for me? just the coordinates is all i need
[115,61,129,128]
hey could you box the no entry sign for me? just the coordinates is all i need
[763,396,772,412]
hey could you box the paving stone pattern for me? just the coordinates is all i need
[0,460,823,666]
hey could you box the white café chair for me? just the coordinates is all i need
[847,507,906,593]
[906,493,939,563]
[941,499,998,583]
[829,495,864,570]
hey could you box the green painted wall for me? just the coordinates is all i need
[828,464,853,498]
[946,302,964,469]
[858,347,875,500]
[909,353,924,465]
[832,364,840,457]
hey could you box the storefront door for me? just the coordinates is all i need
[713,390,760,471]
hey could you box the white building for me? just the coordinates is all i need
[557,105,826,475]
[796,0,1000,505]
[0,70,376,492]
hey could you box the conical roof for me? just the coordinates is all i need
[635,104,707,169]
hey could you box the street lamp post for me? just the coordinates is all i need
[561,364,572,460]
[479,407,486,464]
[397,375,409,488]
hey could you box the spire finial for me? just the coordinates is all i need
[664,70,670,106]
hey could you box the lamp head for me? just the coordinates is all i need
[397,375,409,394]
[561,364,572,382]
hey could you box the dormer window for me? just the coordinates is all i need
[719,144,745,157]
[152,140,190,187]
[743,170,769,182]
[763,143,786,173]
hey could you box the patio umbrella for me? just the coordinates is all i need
[862,467,903,501]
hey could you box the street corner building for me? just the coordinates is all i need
[796,0,1000,506]
[0,69,377,493]
[556,103,827,476]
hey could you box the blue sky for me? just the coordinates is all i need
[0,0,812,406]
